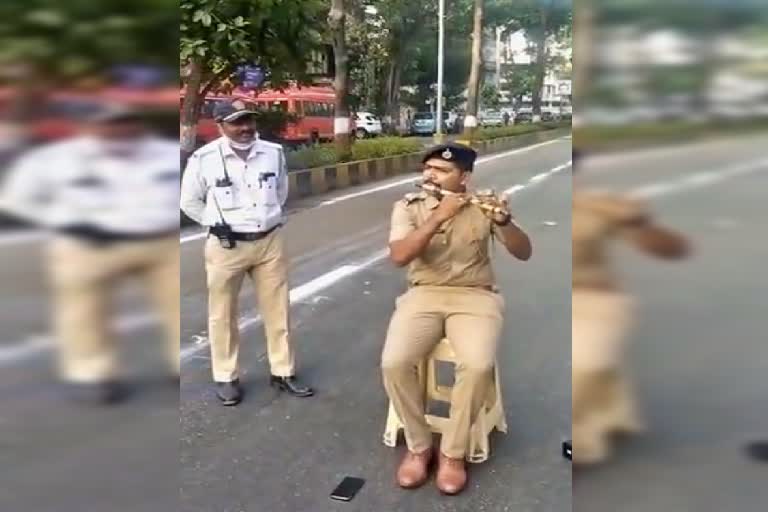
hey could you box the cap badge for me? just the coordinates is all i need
[442,148,453,160]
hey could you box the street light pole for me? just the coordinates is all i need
[435,0,445,143]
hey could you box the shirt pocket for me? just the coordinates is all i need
[256,172,279,206]
[457,221,491,260]
[212,183,239,210]
[423,227,449,262]
[149,170,181,208]
[61,176,111,211]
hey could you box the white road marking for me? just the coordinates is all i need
[0,312,159,367]
[629,158,768,199]
[179,250,388,360]
[504,160,572,196]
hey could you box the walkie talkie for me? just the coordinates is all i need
[210,146,236,249]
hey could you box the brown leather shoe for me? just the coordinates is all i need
[396,448,433,489]
[436,452,467,495]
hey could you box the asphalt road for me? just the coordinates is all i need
[573,134,768,512]
[0,129,572,512]
[178,130,573,512]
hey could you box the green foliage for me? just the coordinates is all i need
[504,65,537,102]
[0,0,177,83]
[481,84,501,110]
[349,136,423,161]
[285,136,423,170]
[474,121,568,140]
[285,144,339,170]
[180,0,326,85]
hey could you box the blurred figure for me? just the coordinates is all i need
[571,151,691,465]
[0,105,180,404]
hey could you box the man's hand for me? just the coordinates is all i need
[432,194,468,223]
[479,193,512,226]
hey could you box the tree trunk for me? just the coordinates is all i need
[180,58,205,165]
[384,37,403,135]
[463,0,484,142]
[329,0,352,159]
[573,1,594,127]
[531,5,549,123]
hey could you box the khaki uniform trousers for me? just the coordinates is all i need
[381,286,504,459]
[204,228,294,383]
[48,236,180,383]
[572,288,642,463]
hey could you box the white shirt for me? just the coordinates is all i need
[0,135,181,234]
[180,137,288,232]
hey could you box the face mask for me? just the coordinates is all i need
[226,138,257,151]
[220,127,259,151]
[84,136,142,156]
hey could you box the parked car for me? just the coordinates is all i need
[480,110,505,127]
[354,111,382,138]
[410,111,450,135]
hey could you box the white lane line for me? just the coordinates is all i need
[0,312,159,367]
[629,157,768,199]
[504,160,572,196]
[179,250,388,360]
[0,230,45,247]
[180,231,206,243]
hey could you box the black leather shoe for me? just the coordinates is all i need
[66,380,126,405]
[746,441,768,462]
[215,380,242,406]
[270,375,314,397]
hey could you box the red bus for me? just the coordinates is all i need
[0,86,178,142]
[186,84,348,146]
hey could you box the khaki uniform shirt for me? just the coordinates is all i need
[572,191,647,290]
[389,191,503,288]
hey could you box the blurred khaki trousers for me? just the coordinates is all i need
[48,236,180,383]
[572,288,641,463]
[204,228,294,382]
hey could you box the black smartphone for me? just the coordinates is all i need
[330,476,365,502]
[562,440,572,460]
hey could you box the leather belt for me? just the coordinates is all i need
[225,225,280,241]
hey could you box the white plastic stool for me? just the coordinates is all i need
[383,338,508,463]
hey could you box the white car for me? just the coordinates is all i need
[354,112,383,138]
[480,111,506,127]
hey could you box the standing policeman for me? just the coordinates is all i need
[0,105,181,404]
[382,143,532,495]
[180,101,313,406]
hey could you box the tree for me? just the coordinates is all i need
[329,0,352,157]
[346,4,389,114]
[481,83,501,110]
[405,27,472,114]
[463,0,485,141]
[370,0,438,133]
[504,64,536,104]
[0,0,177,120]
[490,0,570,119]
[180,0,325,157]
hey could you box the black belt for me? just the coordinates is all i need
[213,224,280,242]
[57,225,178,244]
